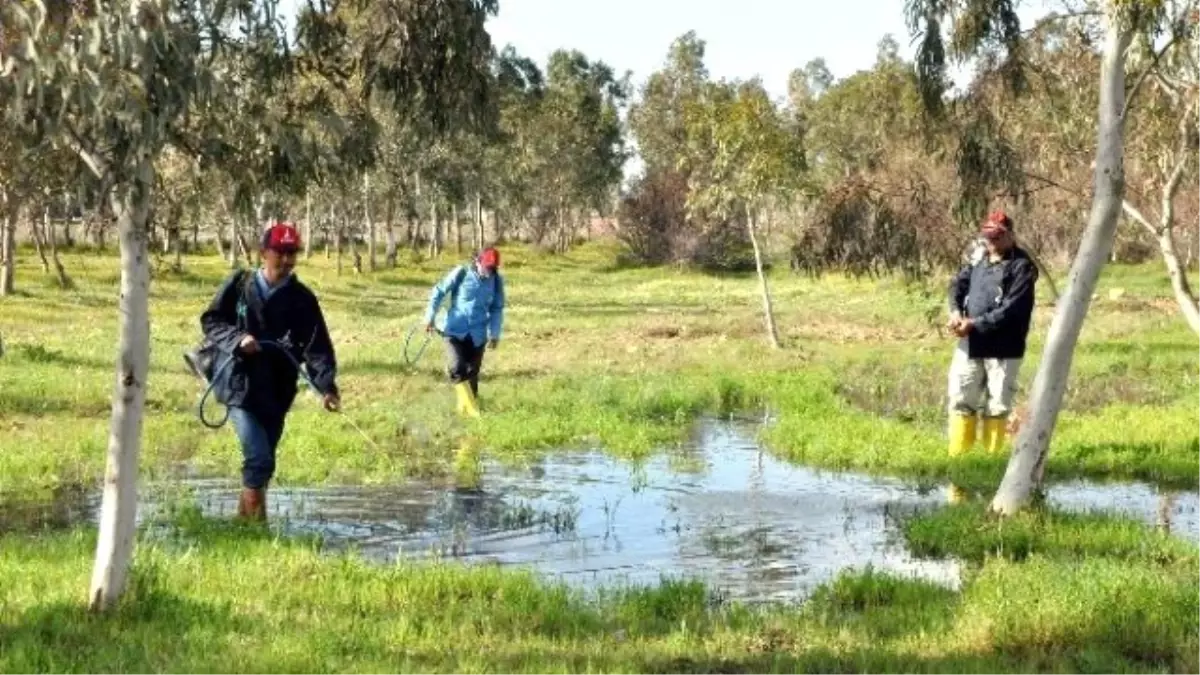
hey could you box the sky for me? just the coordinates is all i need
[278,0,1059,103]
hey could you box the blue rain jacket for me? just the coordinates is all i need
[423,264,506,347]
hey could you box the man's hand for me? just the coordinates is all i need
[322,393,341,412]
[425,322,435,334]
[238,334,260,354]
[952,318,974,337]
[487,338,499,349]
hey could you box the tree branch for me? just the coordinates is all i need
[1121,199,1160,236]
[1125,33,1180,110]
[62,126,108,180]
[1158,98,1196,234]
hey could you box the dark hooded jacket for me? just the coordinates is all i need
[200,269,338,422]
[948,245,1039,359]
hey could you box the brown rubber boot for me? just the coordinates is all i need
[237,487,267,522]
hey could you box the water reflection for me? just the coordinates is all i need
[17,420,1200,604]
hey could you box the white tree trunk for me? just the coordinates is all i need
[0,193,15,297]
[746,206,781,349]
[90,179,153,612]
[991,16,1133,515]
[364,172,376,271]
[384,196,397,268]
[1157,228,1200,333]
[304,191,312,259]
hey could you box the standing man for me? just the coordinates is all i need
[190,222,341,521]
[945,210,1039,459]
[423,247,506,418]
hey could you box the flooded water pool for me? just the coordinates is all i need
[39,420,1200,603]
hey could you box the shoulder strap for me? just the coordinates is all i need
[449,264,469,302]
[236,268,267,329]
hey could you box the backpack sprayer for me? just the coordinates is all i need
[187,340,382,452]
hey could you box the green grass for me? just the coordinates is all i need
[1,240,1197,672]
[0,505,1195,673]
[1,240,1195,509]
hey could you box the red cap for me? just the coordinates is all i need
[980,210,1012,240]
[479,247,500,269]
[262,222,301,252]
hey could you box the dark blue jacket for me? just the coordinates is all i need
[200,269,339,422]
[948,245,1039,359]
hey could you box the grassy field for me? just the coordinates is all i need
[0,240,1197,672]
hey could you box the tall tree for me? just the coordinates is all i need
[906,0,1195,514]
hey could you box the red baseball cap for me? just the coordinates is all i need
[261,222,301,253]
[980,210,1012,240]
[478,247,500,269]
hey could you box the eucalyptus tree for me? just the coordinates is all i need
[0,0,297,610]
[906,0,1198,513]
[683,78,805,348]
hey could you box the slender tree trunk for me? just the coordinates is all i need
[335,226,344,276]
[494,209,504,244]
[0,193,16,297]
[384,196,398,268]
[44,208,71,288]
[364,173,376,271]
[304,191,313,259]
[1156,228,1200,333]
[991,16,1133,515]
[746,206,781,349]
[429,202,440,257]
[90,171,153,612]
[173,224,184,273]
[475,194,484,249]
[30,208,50,273]
[453,203,462,254]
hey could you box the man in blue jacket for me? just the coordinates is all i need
[192,222,341,521]
[945,210,1038,461]
[424,247,506,417]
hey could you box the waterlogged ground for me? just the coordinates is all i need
[56,419,1200,604]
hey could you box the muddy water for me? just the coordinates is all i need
[63,420,1200,603]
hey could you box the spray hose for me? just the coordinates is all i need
[198,340,321,430]
[402,321,444,367]
[196,340,384,451]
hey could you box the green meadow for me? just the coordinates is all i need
[1,242,1196,673]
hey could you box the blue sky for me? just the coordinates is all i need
[278,0,1057,102]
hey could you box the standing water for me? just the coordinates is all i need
[73,420,1200,603]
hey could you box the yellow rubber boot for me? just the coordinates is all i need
[455,382,481,418]
[981,417,1007,454]
[948,414,977,457]
[946,483,968,504]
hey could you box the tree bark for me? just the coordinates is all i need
[475,194,484,250]
[30,207,50,273]
[746,206,781,349]
[1120,95,1199,334]
[44,207,71,288]
[90,172,153,612]
[304,190,313,259]
[453,203,462,254]
[364,173,376,271]
[0,191,16,297]
[991,16,1133,515]
[384,195,398,268]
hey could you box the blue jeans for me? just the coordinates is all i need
[228,407,286,489]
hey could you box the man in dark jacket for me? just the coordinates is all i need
[195,222,340,521]
[945,210,1038,460]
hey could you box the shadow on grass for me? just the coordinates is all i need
[4,343,111,371]
[0,584,251,672]
[0,392,110,417]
